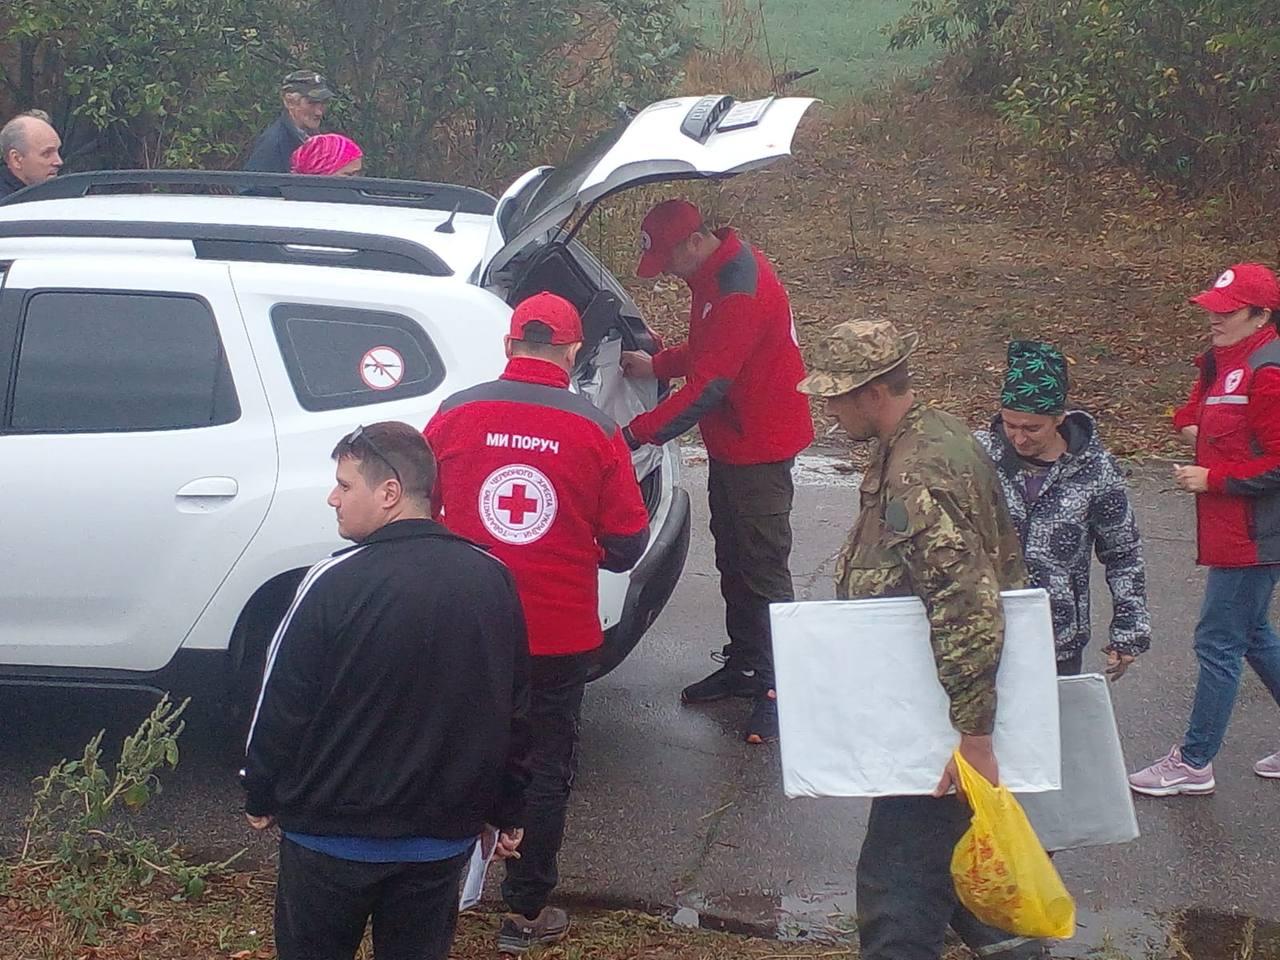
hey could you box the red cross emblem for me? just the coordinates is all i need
[479,465,558,545]
[498,484,539,525]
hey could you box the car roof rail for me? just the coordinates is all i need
[0,170,498,215]
[0,220,453,277]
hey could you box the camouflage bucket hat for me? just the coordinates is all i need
[798,320,920,397]
[1001,340,1068,414]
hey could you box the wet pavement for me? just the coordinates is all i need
[560,448,1280,954]
[3,445,1280,956]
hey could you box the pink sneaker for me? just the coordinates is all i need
[1128,747,1215,796]
[1255,751,1280,779]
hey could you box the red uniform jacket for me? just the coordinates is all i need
[424,357,650,656]
[626,229,814,464]
[1173,324,1280,567]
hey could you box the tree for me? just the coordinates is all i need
[1,0,288,169]
[888,0,1280,190]
[0,0,687,180]
[303,0,684,183]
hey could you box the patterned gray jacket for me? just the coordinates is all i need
[976,412,1151,661]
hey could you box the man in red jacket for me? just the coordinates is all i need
[621,199,814,744]
[424,292,649,953]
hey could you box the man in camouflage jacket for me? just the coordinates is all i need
[800,319,1044,960]
[976,340,1151,678]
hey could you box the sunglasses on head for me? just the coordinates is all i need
[343,425,402,488]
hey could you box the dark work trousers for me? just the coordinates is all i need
[707,457,797,689]
[856,795,1046,960]
[274,837,469,960]
[502,652,590,919]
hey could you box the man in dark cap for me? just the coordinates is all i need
[975,340,1151,678]
[244,70,335,173]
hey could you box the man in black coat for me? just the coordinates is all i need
[243,421,530,960]
[243,70,333,173]
[0,110,63,199]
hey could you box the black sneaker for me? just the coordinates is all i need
[681,662,762,704]
[497,907,570,954]
[745,689,779,744]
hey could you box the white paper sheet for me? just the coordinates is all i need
[459,829,496,910]
[1018,674,1140,851]
[771,589,1060,798]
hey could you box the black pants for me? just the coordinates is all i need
[707,458,796,689]
[1056,651,1083,676]
[501,653,590,919]
[856,795,1045,960]
[274,837,469,960]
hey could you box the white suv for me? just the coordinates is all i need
[0,94,813,702]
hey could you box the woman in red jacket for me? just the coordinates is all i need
[1130,263,1280,796]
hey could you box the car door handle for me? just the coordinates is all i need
[176,477,239,499]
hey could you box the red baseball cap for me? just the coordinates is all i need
[1191,263,1280,314]
[509,292,583,344]
[637,199,704,279]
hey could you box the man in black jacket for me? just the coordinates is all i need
[243,421,530,960]
[243,70,333,173]
[0,110,62,199]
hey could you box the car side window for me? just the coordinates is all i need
[8,291,239,433]
[271,304,445,412]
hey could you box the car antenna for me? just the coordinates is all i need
[434,202,461,233]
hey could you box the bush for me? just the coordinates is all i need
[15,696,243,945]
[890,0,1280,191]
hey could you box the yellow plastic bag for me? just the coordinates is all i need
[950,750,1076,939]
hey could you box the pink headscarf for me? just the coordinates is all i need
[290,133,363,175]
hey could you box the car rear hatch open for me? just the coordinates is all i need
[478,94,817,284]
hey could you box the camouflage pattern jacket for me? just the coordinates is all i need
[836,403,1028,735]
[975,412,1151,661]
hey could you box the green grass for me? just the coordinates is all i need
[685,0,940,96]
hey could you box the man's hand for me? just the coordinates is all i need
[492,827,524,861]
[1174,464,1209,493]
[1105,649,1137,682]
[245,814,276,831]
[620,351,654,380]
[1180,425,1199,447]
[934,733,998,804]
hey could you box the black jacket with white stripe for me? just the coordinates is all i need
[243,518,531,838]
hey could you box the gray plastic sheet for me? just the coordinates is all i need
[1018,673,1140,852]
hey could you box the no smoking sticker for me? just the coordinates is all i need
[359,346,404,391]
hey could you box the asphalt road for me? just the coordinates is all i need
[4,446,1279,953]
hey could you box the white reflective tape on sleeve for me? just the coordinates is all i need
[1205,395,1250,405]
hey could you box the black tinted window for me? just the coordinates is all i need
[10,291,239,432]
[271,305,444,411]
